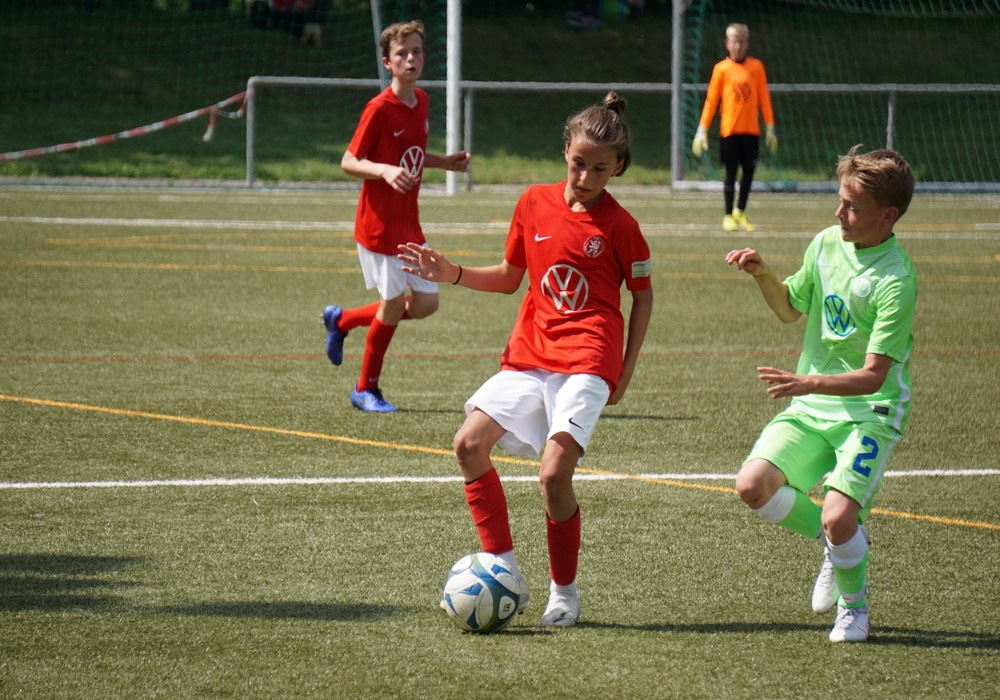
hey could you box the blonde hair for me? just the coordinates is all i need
[726,23,749,40]
[836,145,915,219]
[563,91,632,176]
[380,20,425,60]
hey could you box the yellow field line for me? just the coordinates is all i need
[2,393,998,532]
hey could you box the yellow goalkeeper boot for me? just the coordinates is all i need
[732,208,756,232]
[722,214,738,231]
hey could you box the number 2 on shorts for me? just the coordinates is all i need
[851,436,879,478]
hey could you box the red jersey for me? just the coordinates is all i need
[500,182,652,392]
[347,87,430,255]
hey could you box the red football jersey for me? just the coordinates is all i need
[501,182,652,392]
[347,87,430,255]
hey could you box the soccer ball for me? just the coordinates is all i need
[441,552,520,633]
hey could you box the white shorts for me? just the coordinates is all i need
[357,243,438,299]
[465,369,610,459]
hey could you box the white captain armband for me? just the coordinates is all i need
[631,258,652,279]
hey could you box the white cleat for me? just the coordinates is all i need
[515,573,531,613]
[829,602,870,643]
[540,589,580,628]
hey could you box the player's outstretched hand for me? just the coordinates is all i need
[398,243,458,284]
[725,247,771,277]
[757,366,813,399]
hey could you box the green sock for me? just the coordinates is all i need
[834,551,869,608]
[776,488,822,540]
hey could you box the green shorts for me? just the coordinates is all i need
[746,406,902,522]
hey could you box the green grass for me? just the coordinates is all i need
[1,186,999,697]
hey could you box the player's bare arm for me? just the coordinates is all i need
[608,287,653,406]
[425,151,471,172]
[341,150,415,193]
[757,353,893,399]
[726,247,801,323]
[398,243,526,294]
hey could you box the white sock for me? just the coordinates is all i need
[495,550,522,578]
[828,528,869,569]
[550,580,578,597]
[752,485,796,523]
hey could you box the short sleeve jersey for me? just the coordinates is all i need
[347,86,430,255]
[784,225,917,432]
[699,56,774,138]
[500,182,652,393]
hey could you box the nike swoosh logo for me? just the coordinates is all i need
[393,129,405,137]
[568,418,582,429]
[534,233,551,242]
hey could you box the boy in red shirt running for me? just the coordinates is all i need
[323,20,469,413]
[399,92,653,627]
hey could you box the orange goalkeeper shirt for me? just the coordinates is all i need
[699,56,774,138]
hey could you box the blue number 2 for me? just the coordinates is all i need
[851,436,879,478]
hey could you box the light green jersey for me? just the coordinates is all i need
[784,225,917,433]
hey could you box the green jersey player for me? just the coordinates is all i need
[725,145,916,643]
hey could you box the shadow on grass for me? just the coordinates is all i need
[158,600,409,622]
[0,554,143,612]
[576,620,1000,649]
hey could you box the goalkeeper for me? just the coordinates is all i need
[692,23,776,232]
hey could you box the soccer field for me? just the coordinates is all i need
[1,185,998,697]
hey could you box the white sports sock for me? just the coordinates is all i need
[550,580,578,597]
[496,550,522,579]
[828,527,869,569]
[752,485,796,523]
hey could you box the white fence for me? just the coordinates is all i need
[244,76,1000,191]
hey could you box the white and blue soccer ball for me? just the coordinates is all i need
[442,552,520,633]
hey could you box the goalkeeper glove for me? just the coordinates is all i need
[765,125,778,154]
[692,125,708,158]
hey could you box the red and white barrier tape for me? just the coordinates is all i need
[0,91,247,162]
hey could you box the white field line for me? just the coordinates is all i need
[1,469,997,490]
[4,215,1000,239]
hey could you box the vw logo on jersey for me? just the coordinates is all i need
[824,294,855,337]
[401,146,425,178]
[541,264,589,314]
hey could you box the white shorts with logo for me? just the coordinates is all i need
[357,243,438,299]
[465,369,610,459]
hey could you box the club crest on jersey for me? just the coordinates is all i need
[583,236,605,258]
[541,264,589,314]
[823,294,855,337]
[852,276,873,298]
[401,146,425,178]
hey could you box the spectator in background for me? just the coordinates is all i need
[251,0,326,47]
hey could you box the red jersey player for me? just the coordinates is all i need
[399,92,653,628]
[323,19,470,413]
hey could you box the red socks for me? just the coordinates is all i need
[464,468,514,554]
[547,508,581,586]
[357,318,396,392]
[337,301,380,333]
[465,469,582,585]
[339,299,411,333]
